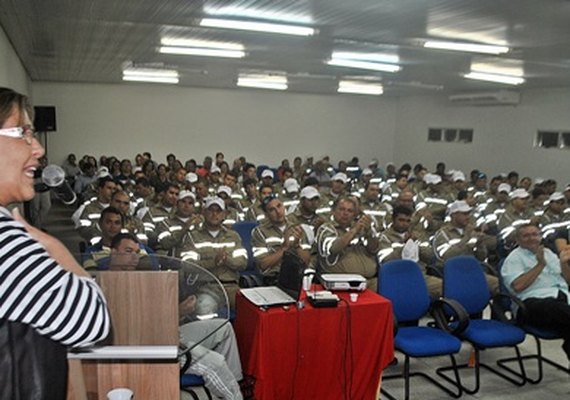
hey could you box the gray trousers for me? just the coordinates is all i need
[180,319,243,400]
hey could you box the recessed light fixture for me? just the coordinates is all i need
[204,6,313,24]
[338,80,384,95]
[122,68,179,84]
[424,40,509,55]
[159,46,245,58]
[464,71,525,85]
[327,58,401,73]
[161,38,244,51]
[331,52,399,64]
[237,74,288,90]
[159,38,246,58]
[200,18,315,36]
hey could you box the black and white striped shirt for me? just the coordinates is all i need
[0,207,110,348]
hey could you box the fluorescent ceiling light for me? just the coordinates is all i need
[204,6,313,24]
[122,68,179,84]
[160,46,245,58]
[123,68,178,78]
[424,40,509,55]
[200,18,315,36]
[464,72,525,85]
[237,74,288,90]
[122,76,179,84]
[338,80,383,95]
[332,52,399,64]
[160,38,244,51]
[327,58,401,73]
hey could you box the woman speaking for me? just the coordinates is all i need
[0,87,110,399]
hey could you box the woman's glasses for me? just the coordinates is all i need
[0,126,38,145]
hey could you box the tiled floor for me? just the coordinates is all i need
[45,201,570,399]
[382,337,570,400]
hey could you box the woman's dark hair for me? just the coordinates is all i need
[0,87,33,127]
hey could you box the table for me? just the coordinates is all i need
[235,289,394,400]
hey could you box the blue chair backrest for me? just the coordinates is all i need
[379,260,431,322]
[232,221,259,270]
[443,256,489,315]
[256,165,269,178]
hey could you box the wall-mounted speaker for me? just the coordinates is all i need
[34,106,57,132]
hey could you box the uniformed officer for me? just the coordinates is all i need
[75,176,117,244]
[316,196,380,292]
[179,197,248,310]
[251,195,311,285]
[433,200,499,294]
[378,205,440,298]
[157,190,202,257]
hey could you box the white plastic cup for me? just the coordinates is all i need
[107,388,134,400]
[350,293,358,303]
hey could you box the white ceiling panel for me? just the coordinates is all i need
[1,0,570,96]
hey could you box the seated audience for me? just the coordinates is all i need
[157,190,202,257]
[74,176,117,244]
[179,197,247,310]
[251,195,311,285]
[378,206,441,298]
[433,200,499,294]
[316,196,380,291]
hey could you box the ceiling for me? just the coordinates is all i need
[2,0,570,97]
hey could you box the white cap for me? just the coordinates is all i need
[178,190,196,201]
[549,192,565,202]
[210,165,221,174]
[185,172,198,183]
[331,172,348,183]
[452,171,466,182]
[369,159,379,166]
[449,200,472,214]
[261,169,274,179]
[217,185,232,197]
[300,186,320,199]
[510,188,530,199]
[565,183,570,192]
[97,166,110,178]
[284,178,300,193]
[204,196,225,210]
[361,168,373,176]
[424,173,442,185]
[497,183,511,193]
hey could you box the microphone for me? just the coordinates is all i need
[42,164,77,205]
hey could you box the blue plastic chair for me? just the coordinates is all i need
[232,221,263,287]
[437,256,527,394]
[379,259,466,400]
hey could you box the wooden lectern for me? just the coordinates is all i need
[67,271,180,400]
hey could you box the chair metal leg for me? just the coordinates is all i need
[437,346,526,395]
[496,335,570,384]
[381,354,463,400]
[180,388,201,400]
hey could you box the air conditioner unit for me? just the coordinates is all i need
[448,90,520,106]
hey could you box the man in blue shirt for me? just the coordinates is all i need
[501,223,570,361]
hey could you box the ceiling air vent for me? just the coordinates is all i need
[448,90,520,106]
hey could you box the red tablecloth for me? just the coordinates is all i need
[235,289,394,400]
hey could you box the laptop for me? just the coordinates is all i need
[240,250,306,307]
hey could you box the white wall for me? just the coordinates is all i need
[395,90,570,185]
[0,26,30,94]
[32,82,397,168]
